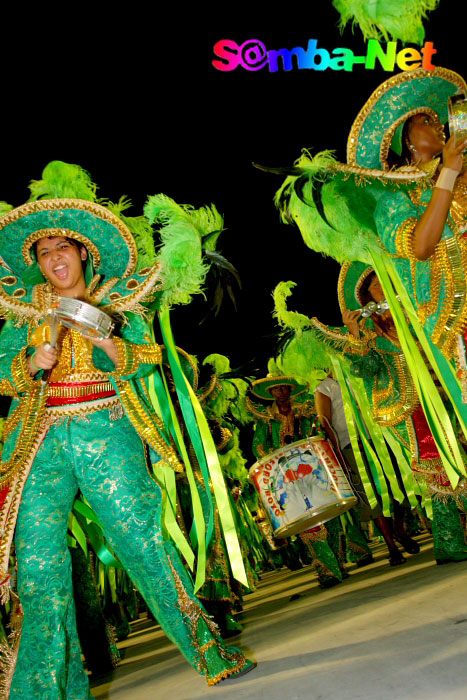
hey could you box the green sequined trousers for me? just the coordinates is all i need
[431,495,467,562]
[300,519,344,586]
[10,407,245,698]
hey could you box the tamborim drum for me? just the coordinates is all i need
[54,298,114,339]
[249,436,357,538]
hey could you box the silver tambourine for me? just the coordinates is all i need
[449,93,467,141]
[54,298,114,339]
[360,299,390,318]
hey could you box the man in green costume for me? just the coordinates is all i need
[0,162,253,697]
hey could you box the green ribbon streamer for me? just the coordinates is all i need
[159,309,247,587]
[381,427,421,507]
[158,363,207,586]
[330,356,389,513]
[371,250,466,487]
[72,504,124,570]
[159,312,214,537]
[68,513,88,556]
[183,377,247,587]
[345,371,402,507]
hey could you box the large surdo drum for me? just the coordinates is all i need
[249,436,357,538]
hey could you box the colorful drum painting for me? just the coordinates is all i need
[249,436,357,538]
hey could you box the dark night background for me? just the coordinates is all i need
[0,2,462,385]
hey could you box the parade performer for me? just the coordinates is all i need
[314,376,379,567]
[248,372,347,588]
[271,66,467,489]
[196,353,258,636]
[339,263,467,564]
[0,161,253,698]
[274,263,467,565]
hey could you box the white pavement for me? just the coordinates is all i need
[91,533,467,700]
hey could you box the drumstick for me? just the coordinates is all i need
[42,307,60,384]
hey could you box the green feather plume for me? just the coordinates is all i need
[145,194,211,309]
[273,281,313,332]
[203,353,231,375]
[105,196,157,270]
[275,150,384,264]
[229,378,252,425]
[219,427,249,483]
[333,0,439,44]
[28,161,98,201]
[0,202,13,217]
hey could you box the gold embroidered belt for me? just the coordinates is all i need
[47,381,116,406]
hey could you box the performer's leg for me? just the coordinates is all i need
[432,495,467,563]
[10,426,91,699]
[342,511,374,566]
[299,526,343,588]
[72,411,248,685]
[325,517,349,577]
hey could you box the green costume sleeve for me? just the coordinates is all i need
[92,313,161,381]
[374,190,421,260]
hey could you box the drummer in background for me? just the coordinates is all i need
[247,371,348,589]
[315,374,419,566]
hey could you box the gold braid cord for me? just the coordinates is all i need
[116,380,183,472]
[0,389,50,600]
[0,593,22,699]
[10,349,37,394]
[167,556,246,685]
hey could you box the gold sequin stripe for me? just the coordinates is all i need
[0,378,15,398]
[10,348,37,394]
[418,246,443,328]
[432,236,467,358]
[166,556,247,685]
[0,385,48,488]
[2,403,23,444]
[44,395,121,422]
[373,353,420,427]
[116,380,183,472]
[109,340,162,377]
[48,382,115,399]
[0,394,50,600]
[394,218,419,260]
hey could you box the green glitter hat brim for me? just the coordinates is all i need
[338,261,374,313]
[250,375,309,400]
[347,67,467,170]
[0,199,138,281]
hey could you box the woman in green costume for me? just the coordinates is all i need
[273,67,467,464]
[0,162,253,698]
[289,261,467,565]
[248,373,348,588]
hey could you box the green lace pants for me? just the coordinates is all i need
[10,407,245,698]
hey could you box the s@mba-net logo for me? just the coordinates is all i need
[212,38,437,73]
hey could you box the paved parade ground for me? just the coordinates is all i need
[92,533,467,700]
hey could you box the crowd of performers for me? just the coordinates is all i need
[0,61,467,699]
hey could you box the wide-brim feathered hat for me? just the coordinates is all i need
[0,161,163,321]
[274,67,467,268]
[347,66,467,171]
[250,374,308,401]
[0,160,223,323]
